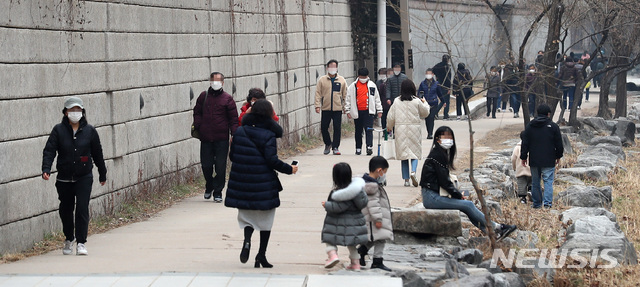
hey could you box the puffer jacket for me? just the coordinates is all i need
[418,79,443,106]
[520,115,564,168]
[345,79,383,119]
[419,145,463,199]
[321,177,369,246]
[225,113,293,210]
[386,96,430,160]
[485,74,502,98]
[193,87,239,142]
[361,174,393,242]
[42,117,107,182]
[511,141,531,177]
[386,73,408,100]
[559,61,581,87]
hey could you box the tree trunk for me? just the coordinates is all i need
[569,81,584,127]
[614,69,628,119]
[541,1,563,118]
[597,70,614,119]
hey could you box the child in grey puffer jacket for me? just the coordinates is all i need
[321,163,368,270]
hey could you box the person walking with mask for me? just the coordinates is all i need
[385,64,409,108]
[420,126,517,240]
[345,67,383,155]
[525,65,544,118]
[418,69,443,139]
[559,58,582,112]
[485,66,502,119]
[42,97,107,256]
[193,72,239,202]
[387,80,430,187]
[453,63,473,120]
[315,59,348,155]
[432,55,453,119]
[376,68,391,130]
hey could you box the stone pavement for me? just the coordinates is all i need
[0,99,596,285]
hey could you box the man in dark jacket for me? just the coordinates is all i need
[193,72,239,202]
[432,55,453,119]
[520,104,564,209]
[376,68,391,129]
[386,63,408,105]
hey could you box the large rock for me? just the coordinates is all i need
[611,120,636,146]
[628,103,640,122]
[583,144,626,160]
[555,174,585,186]
[581,117,612,134]
[441,273,493,287]
[560,207,617,225]
[456,248,484,265]
[513,230,539,249]
[589,136,622,147]
[561,216,638,265]
[557,185,612,208]
[557,166,610,182]
[493,272,526,287]
[513,257,555,285]
[392,207,462,237]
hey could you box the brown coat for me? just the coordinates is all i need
[315,74,348,111]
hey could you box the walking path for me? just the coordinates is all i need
[0,99,597,286]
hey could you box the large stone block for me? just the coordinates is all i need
[209,10,233,34]
[103,0,209,10]
[0,176,59,225]
[0,211,61,254]
[233,53,279,77]
[611,120,636,146]
[234,34,279,55]
[557,166,610,182]
[106,33,209,61]
[107,3,209,33]
[0,63,108,100]
[560,207,617,225]
[561,216,638,265]
[391,207,462,237]
[0,1,108,31]
[0,136,49,184]
[125,112,191,154]
[106,58,208,92]
[0,28,106,63]
[557,185,612,208]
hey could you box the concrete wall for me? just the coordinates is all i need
[408,0,558,84]
[0,0,354,254]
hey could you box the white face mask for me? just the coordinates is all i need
[440,139,454,150]
[328,68,338,75]
[425,74,433,80]
[211,81,223,91]
[377,173,386,184]
[379,75,387,81]
[529,70,536,73]
[393,70,401,76]
[67,111,83,123]
[359,77,369,84]
[500,65,506,69]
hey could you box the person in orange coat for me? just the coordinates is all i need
[239,88,279,125]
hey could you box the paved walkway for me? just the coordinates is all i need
[0,99,597,286]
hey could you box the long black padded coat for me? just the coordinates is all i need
[224,113,293,210]
[321,177,369,246]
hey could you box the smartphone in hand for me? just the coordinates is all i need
[292,160,298,166]
[462,190,470,197]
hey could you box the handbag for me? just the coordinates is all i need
[382,138,396,160]
[439,174,459,198]
[191,90,208,139]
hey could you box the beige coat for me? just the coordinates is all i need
[511,141,532,177]
[386,97,430,160]
[362,181,393,241]
[314,74,348,112]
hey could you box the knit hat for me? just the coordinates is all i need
[64,97,84,109]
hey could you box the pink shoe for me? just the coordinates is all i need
[345,259,361,271]
[324,250,339,268]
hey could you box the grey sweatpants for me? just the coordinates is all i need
[516,176,532,197]
[326,244,359,260]
[363,240,386,258]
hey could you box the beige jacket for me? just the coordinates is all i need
[314,74,348,112]
[362,181,394,241]
[511,141,532,177]
[345,79,383,119]
[387,96,430,160]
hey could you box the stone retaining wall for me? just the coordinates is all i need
[0,0,355,254]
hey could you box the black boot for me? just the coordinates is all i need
[370,257,392,271]
[240,226,253,263]
[255,231,273,268]
[357,245,369,266]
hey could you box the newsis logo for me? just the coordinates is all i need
[490,248,619,269]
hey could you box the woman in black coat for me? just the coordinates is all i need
[225,99,298,268]
[42,97,107,256]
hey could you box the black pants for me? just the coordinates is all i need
[424,105,439,137]
[321,111,342,149]
[436,87,450,119]
[56,175,93,244]
[201,140,229,197]
[354,110,374,149]
[486,97,498,117]
[456,88,473,116]
[381,107,390,129]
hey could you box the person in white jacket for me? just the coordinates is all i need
[387,79,430,187]
[511,131,532,204]
[345,67,383,155]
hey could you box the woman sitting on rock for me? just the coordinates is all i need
[420,126,517,240]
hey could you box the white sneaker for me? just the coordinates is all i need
[63,240,73,255]
[77,243,88,256]
[404,180,410,187]
[497,108,502,113]
[508,107,513,112]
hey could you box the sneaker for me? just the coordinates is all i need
[508,107,513,112]
[520,197,527,204]
[492,116,496,119]
[63,240,73,255]
[204,191,212,200]
[404,180,410,187]
[516,113,519,118]
[457,116,461,121]
[577,106,581,110]
[496,224,517,241]
[427,135,433,140]
[214,196,223,203]
[333,148,341,155]
[513,113,517,118]
[76,243,88,256]
[366,147,373,156]
[323,145,331,155]
[410,172,419,187]
[497,108,502,113]
[434,115,440,120]
[356,148,362,155]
